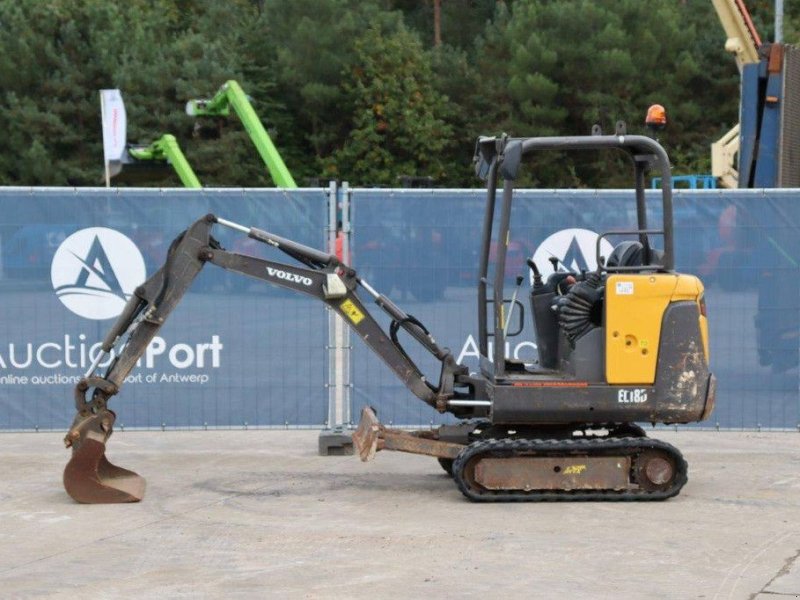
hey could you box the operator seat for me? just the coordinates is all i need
[606,240,663,269]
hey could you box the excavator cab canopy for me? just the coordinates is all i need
[473,131,675,373]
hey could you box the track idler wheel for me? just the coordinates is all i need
[634,451,677,492]
[63,408,145,503]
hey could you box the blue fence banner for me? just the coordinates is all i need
[350,188,800,430]
[0,188,329,430]
[2,186,799,431]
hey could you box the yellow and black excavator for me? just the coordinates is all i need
[63,129,715,504]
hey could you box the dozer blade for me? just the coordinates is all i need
[351,406,465,462]
[352,406,380,462]
[63,409,145,503]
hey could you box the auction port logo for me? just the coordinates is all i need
[531,228,615,281]
[51,228,146,320]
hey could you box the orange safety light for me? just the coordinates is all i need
[645,104,667,129]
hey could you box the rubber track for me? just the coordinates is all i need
[452,436,688,502]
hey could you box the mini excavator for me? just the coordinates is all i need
[63,131,715,503]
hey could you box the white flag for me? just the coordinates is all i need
[100,89,126,176]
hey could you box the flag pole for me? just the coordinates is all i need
[99,91,110,188]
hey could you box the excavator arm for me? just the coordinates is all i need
[63,214,466,503]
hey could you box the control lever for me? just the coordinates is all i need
[527,258,543,289]
[503,275,525,333]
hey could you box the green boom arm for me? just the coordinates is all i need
[128,134,202,188]
[186,80,297,188]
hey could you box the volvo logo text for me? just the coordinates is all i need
[266,267,312,286]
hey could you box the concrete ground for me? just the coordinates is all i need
[0,430,799,599]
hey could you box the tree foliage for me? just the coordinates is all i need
[331,25,452,185]
[0,0,792,188]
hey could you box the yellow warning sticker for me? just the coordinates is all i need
[564,465,587,475]
[340,299,365,325]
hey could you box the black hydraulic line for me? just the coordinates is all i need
[390,316,438,392]
[370,291,449,360]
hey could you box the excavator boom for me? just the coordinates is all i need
[63,214,465,503]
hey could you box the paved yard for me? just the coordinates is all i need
[0,430,798,599]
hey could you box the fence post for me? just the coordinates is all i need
[318,181,354,455]
[340,182,353,427]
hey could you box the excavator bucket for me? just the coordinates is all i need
[63,440,145,503]
[63,408,145,504]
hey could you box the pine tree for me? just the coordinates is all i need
[0,0,272,186]
[259,0,404,176]
[331,25,453,185]
[456,0,740,186]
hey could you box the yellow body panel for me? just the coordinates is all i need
[699,315,709,362]
[605,274,704,384]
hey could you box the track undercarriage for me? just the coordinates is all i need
[352,407,687,501]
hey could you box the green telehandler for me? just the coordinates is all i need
[186,80,297,188]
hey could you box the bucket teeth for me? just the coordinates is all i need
[63,409,145,503]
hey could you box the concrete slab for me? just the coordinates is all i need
[0,430,799,599]
[763,548,800,595]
